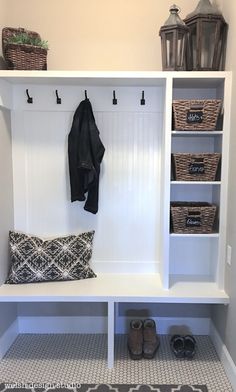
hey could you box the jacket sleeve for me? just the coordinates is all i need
[68,103,87,202]
[83,103,105,213]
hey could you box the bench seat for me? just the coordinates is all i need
[0,273,229,304]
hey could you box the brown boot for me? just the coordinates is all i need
[127,319,143,360]
[143,319,160,359]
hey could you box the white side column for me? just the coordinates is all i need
[107,300,115,368]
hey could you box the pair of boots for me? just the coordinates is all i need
[127,319,160,360]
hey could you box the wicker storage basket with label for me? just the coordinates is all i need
[170,202,217,234]
[172,153,221,181]
[2,27,47,70]
[172,99,222,131]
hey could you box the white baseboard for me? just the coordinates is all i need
[18,315,210,335]
[0,319,18,359]
[210,321,236,392]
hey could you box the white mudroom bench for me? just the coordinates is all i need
[0,70,231,368]
[0,273,229,368]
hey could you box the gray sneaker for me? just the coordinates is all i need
[127,319,143,360]
[143,319,160,359]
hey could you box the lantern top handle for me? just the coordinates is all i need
[164,4,187,26]
[186,0,221,18]
[170,4,181,14]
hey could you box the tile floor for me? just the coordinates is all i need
[0,334,232,392]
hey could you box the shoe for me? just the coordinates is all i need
[184,335,196,359]
[170,335,185,358]
[127,319,143,360]
[143,319,160,359]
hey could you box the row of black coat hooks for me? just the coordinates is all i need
[25,89,146,105]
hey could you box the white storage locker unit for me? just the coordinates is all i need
[0,71,231,368]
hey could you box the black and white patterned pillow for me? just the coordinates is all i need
[6,230,96,284]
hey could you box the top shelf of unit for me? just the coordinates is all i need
[0,70,231,87]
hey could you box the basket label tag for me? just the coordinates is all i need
[187,111,203,124]
[186,216,202,227]
[189,162,205,174]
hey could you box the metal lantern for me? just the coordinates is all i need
[159,4,189,71]
[184,0,228,71]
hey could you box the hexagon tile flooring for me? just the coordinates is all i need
[0,334,232,392]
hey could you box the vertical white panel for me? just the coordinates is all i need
[218,74,232,288]
[160,77,172,289]
[0,108,14,284]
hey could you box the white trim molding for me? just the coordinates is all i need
[210,321,236,391]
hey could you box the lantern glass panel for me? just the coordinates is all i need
[189,24,197,68]
[177,31,185,67]
[165,32,174,68]
[201,21,217,69]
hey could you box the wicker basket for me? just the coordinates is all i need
[170,202,217,234]
[172,99,222,131]
[2,27,47,70]
[172,153,221,181]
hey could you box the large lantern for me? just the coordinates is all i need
[159,4,189,71]
[184,0,228,71]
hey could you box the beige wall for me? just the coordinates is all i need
[1,0,201,71]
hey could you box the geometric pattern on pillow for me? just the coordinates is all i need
[6,230,96,284]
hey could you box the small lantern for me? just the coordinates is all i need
[184,0,228,71]
[159,4,189,71]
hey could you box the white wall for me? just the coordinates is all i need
[211,0,236,367]
[0,106,17,338]
[0,107,14,283]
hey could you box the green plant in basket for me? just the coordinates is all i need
[6,32,49,50]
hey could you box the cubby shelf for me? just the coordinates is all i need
[170,233,219,238]
[172,131,223,136]
[171,181,221,185]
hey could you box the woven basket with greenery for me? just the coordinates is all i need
[2,27,48,70]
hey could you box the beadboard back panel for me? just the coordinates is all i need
[12,86,164,274]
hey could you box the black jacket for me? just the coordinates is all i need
[68,99,105,214]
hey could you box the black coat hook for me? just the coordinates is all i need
[112,90,117,105]
[26,89,33,104]
[55,90,61,104]
[140,90,145,106]
[85,90,88,99]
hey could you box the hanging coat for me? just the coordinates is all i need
[68,99,105,214]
